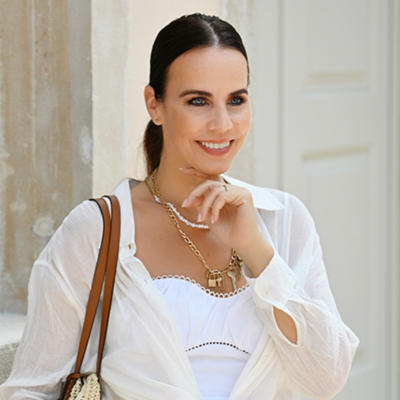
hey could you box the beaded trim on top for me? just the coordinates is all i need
[185,341,251,355]
[153,275,249,298]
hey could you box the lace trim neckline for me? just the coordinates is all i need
[186,341,251,355]
[152,274,249,298]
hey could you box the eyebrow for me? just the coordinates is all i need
[179,88,248,98]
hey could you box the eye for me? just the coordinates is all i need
[188,97,207,106]
[229,96,246,106]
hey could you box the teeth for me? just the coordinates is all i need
[200,141,230,149]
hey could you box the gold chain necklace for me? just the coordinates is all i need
[144,169,243,291]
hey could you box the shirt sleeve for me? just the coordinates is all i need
[0,201,103,400]
[244,193,360,400]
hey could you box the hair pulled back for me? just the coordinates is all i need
[143,13,249,175]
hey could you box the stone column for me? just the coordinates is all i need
[0,0,72,314]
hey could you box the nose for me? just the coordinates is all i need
[207,104,233,133]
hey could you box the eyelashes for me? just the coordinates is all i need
[188,96,247,107]
[229,96,247,106]
[189,97,207,106]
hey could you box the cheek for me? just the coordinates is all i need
[169,109,209,138]
[235,108,251,132]
[163,109,200,147]
[165,105,199,127]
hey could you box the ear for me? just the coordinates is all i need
[144,85,163,125]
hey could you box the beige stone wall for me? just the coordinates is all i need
[67,0,93,205]
[0,0,92,313]
[0,0,71,313]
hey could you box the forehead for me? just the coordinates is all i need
[165,46,248,94]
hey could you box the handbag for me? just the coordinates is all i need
[59,195,121,400]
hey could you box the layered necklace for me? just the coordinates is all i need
[144,169,243,291]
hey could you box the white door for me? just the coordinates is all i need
[233,0,395,398]
[281,1,392,399]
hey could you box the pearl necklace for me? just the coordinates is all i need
[153,195,209,229]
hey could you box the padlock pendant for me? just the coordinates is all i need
[208,272,216,287]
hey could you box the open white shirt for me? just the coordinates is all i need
[0,176,359,400]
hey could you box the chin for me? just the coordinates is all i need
[195,163,231,177]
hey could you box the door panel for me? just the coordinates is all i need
[281,0,389,398]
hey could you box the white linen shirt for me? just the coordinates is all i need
[0,176,359,400]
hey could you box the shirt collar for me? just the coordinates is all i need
[222,175,285,211]
[111,178,137,249]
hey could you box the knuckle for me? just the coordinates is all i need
[242,188,252,198]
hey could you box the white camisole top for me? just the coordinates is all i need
[153,276,264,400]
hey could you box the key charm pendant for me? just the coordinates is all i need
[227,270,237,291]
[216,275,223,287]
[234,253,243,277]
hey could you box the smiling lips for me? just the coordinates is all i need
[197,140,233,155]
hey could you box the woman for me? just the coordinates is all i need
[1,13,358,400]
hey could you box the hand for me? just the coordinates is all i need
[181,167,257,246]
[180,168,274,277]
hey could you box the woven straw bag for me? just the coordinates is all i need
[67,373,101,400]
[59,196,121,400]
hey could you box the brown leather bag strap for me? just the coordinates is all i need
[71,195,120,375]
[96,195,120,375]
[72,197,111,374]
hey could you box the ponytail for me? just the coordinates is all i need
[143,120,163,176]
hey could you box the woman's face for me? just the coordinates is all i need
[155,46,251,176]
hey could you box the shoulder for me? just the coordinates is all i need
[24,199,107,310]
[45,177,135,266]
[56,176,134,246]
[34,200,104,283]
[53,200,104,248]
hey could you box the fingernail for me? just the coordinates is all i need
[211,216,214,224]
[182,198,188,208]
[197,212,202,222]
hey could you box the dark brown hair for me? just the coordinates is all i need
[143,13,249,175]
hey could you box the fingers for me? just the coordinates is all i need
[210,191,245,223]
[196,185,227,223]
[183,180,248,224]
[182,180,226,209]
